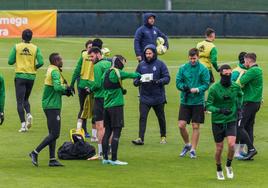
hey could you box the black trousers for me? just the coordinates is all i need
[35,109,61,159]
[78,88,88,134]
[237,102,260,151]
[14,78,34,123]
[139,102,166,141]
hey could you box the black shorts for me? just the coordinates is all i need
[212,121,237,143]
[209,70,215,83]
[104,106,124,128]
[93,98,104,121]
[178,104,205,124]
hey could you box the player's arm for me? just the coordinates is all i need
[35,47,44,69]
[134,28,143,57]
[51,70,66,92]
[90,63,103,91]
[70,55,83,87]
[197,68,210,93]
[8,46,16,65]
[231,71,239,82]
[120,70,141,80]
[176,67,186,91]
[133,64,142,86]
[157,28,169,49]
[237,69,257,87]
[210,47,219,71]
[206,88,220,113]
[158,62,170,85]
[0,76,5,113]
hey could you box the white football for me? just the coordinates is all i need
[101,47,111,57]
[156,37,165,45]
[156,45,167,55]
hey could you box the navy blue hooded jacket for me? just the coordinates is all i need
[134,13,169,57]
[134,44,170,105]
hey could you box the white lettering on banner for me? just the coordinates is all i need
[0,17,28,27]
[0,29,8,36]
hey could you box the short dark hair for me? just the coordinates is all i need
[49,53,60,64]
[188,48,199,56]
[88,47,102,54]
[219,64,231,72]
[92,38,103,49]
[85,39,93,49]
[205,27,215,37]
[238,51,247,64]
[244,53,257,62]
[22,29,33,42]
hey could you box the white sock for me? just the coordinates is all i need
[21,122,26,128]
[77,119,82,129]
[186,143,191,147]
[98,144,102,156]
[92,129,97,138]
[27,113,32,117]
[190,148,195,152]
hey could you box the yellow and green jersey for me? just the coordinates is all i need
[103,68,140,108]
[231,63,247,82]
[8,42,44,80]
[196,40,218,71]
[71,50,94,89]
[42,65,67,109]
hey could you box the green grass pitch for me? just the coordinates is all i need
[0,38,267,188]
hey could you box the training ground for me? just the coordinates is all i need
[0,38,267,188]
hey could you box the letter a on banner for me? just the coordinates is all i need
[0,10,57,38]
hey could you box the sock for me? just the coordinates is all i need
[98,144,102,156]
[190,149,195,152]
[21,122,26,128]
[77,119,82,129]
[92,129,97,138]
[109,144,111,152]
[216,163,222,172]
[226,159,232,167]
[26,113,32,117]
[186,143,191,147]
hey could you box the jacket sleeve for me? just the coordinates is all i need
[70,55,83,87]
[176,66,185,91]
[0,76,5,113]
[206,87,220,113]
[35,47,44,69]
[210,47,218,71]
[51,70,66,92]
[8,46,16,65]
[134,28,143,57]
[156,28,169,49]
[158,62,170,85]
[90,63,103,91]
[197,68,210,93]
[133,64,141,87]
[231,71,239,82]
[237,68,256,87]
[120,70,141,80]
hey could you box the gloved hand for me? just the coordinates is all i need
[122,89,127,95]
[65,86,74,97]
[133,79,142,87]
[218,108,232,116]
[182,86,191,93]
[70,86,75,95]
[0,112,4,125]
[237,108,243,120]
[151,80,161,85]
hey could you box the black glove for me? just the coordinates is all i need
[218,108,232,116]
[237,108,243,120]
[122,89,127,95]
[65,86,74,97]
[151,79,161,85]
[134,79,142,87]
[70,86,75,95]
[182,86,191,93]
[0,112,4,125]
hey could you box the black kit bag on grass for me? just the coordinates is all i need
[57,140,96,160]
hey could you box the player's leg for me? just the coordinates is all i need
[24,79,34,129]
[15,78,27,132]
[152,103,167,144]
[190,123,200,158]
[132,102,150,145]
[77,88,89,136]
[102,108,112,163]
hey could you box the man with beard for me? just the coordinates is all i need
[132,44,170,145]
[134,13,168,62]
[206,64,243,180]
